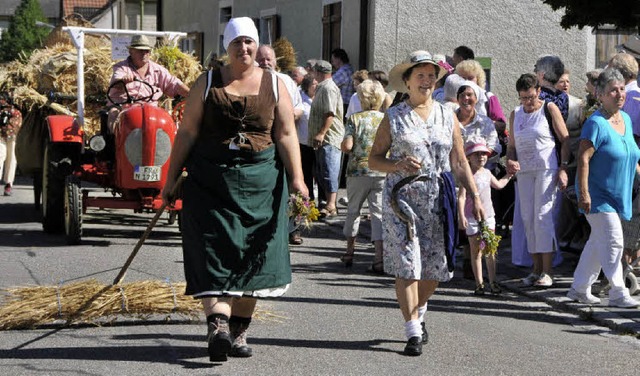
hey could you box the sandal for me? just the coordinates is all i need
[367,261,385,275]
[474,283,485,296]
[288,231,303,245]
[489,282,502,295]
[319,207,338,218]
[340,251,354,267]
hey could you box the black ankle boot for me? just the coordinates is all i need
[207,313,231,362]
[229,316,253,357]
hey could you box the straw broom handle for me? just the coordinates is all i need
[112,170,188,285]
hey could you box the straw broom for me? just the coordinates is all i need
[0,280,287,330]
[0,280,200,330]
[0,172,285,330]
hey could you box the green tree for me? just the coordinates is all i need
[542,0,640,30]
[0,0,50,62]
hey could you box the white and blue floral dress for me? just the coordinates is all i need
[382,101,455,281]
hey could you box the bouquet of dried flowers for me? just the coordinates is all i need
[288,192,320,229]
[478,220,501,256]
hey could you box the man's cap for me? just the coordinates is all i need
[313,60,332,73]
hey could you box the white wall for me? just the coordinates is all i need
[370,0,595,111]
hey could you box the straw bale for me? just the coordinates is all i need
[3,18,201,139]
[0,280,285,330]
[273,37,297,74]
[43,14,110,49]
[152,45,202,87]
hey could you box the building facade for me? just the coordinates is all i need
[160,0,604,109]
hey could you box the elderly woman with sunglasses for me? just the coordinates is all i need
[369,50,484,356]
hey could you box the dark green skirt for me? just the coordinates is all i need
[181,145,290,295]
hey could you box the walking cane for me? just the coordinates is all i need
[112,170,188,285]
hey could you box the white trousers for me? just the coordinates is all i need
[516,169,557,253]
[571,212,630,300]
[343,176,384,241]
[0,137,17,185]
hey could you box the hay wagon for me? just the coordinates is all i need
[40,27,187,245]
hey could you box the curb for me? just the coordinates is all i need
[499,278,640,338]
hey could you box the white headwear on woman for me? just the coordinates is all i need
[459,80,489,117]
[223,17,260,51]
[444,74,466,102]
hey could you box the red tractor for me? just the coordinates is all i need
[40,27,186,244]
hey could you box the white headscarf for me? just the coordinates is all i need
[223,17,260,51]
[458,80,489,116]
[444,74,466,101]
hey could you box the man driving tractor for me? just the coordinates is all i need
[107,34,190,130]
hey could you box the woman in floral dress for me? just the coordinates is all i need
[369,50,484,356]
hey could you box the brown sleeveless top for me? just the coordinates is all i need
[199,69,277,152]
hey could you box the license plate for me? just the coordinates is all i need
[133,166,161,182]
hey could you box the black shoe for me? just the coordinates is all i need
[421,322,429,344]
[474,283,485,296]
[403,336,422,356]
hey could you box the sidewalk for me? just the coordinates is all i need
[497,240,640,337]
[329,191,640,338]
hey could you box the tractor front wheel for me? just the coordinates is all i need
[42,142,66,233]
[64,176,82,245]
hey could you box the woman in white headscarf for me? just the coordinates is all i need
[162,17,307,362]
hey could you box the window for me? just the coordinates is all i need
[73,7,102,21]
[218,3,233,55]
[220,6,232,23]
[476,57,492,91]
[322,2,342,60]
[260,9,279,45]
[124,0,157,31]
[180,32,203,63]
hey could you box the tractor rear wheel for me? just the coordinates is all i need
[64,175,82,244]
[42,142,66,233]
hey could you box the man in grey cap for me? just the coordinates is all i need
[308,60,344,217]
[107,34,190,129]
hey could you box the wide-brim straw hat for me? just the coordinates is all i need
[128,35,153,50]
[388,50,447,93]
[617,35,640,59]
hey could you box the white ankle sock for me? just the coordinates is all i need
[404,319,422,339]
[417,302,428,322]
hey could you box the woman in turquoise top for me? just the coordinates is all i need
[568,68,640,308]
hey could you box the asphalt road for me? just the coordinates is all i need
[1,176,639,376]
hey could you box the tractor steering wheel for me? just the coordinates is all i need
[107,79,158,106]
